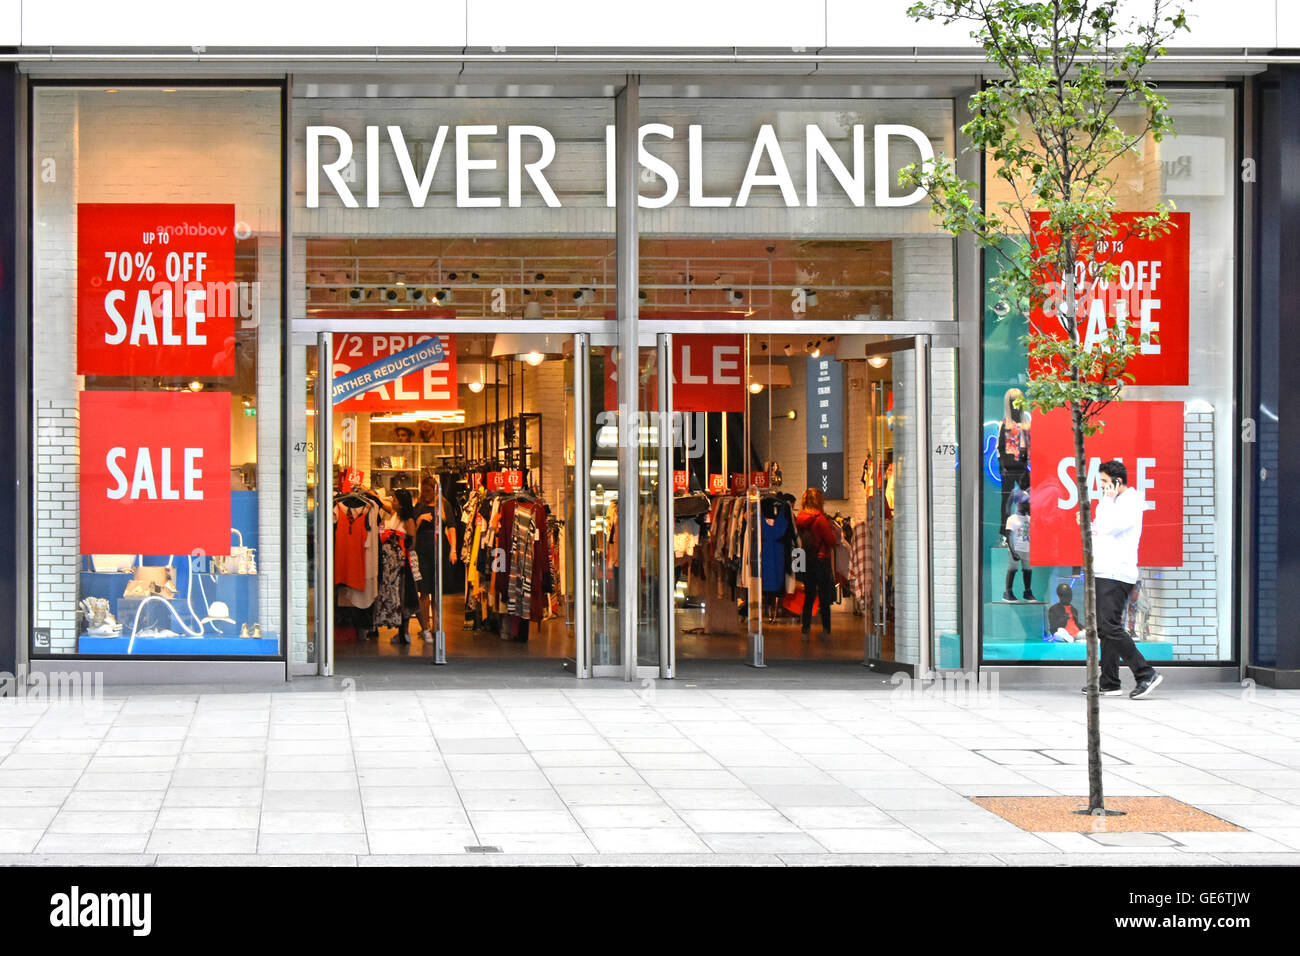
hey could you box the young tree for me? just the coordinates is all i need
[900,0,1188,813]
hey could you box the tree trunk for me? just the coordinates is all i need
[1071,399,1104,813]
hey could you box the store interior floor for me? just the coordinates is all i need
[334,595,894,665]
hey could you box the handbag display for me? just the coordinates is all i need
[123,557,177,599]
[90,554,135,573]
[212,528,257,575]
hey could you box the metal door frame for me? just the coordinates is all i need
[863,335,935,678]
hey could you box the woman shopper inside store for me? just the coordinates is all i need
[795,487,840,642]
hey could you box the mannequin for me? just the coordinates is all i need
[1002,490,1035,602]
[998,387,1031,540]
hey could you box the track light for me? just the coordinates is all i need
[408,289,425,301]
[806,290,818,308]
[349,288,363,301]
[384,289,399,302]
[868,355,889,369]
[394,274,406,286]
[749,382,764,394]
[467,380,484,393]
[783,343,793,357]
[725,288,744,304]
[447,272,458,281]
[434,289,451,303]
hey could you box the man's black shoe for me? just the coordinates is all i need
[1081,685,1123,697]
[1130,672,1164,699]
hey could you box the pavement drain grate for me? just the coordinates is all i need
[466,845,503,853]
[1088,831,1182,847]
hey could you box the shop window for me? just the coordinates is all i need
[979,89,1237,663]
[31,87,282,658]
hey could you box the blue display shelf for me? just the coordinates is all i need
[77,634,279,656]
[982,640,1176,662]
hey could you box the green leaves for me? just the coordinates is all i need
[905,0,1188,432]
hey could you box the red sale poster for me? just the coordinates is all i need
[332,332,457,412]
[604,335,746,412]
[1028,401,1184,567]
[78,204,237,377]
[1029,212,1189,387]
[80,391,232,555]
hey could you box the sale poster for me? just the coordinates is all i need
[1029,212,1189,387]
[604,335,746,412]
[80,390,232,555]
[77,203,237,377]
[332,333,456,411]
[1028,401,1184,567]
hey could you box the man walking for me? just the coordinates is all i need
[1081,460,1163,700]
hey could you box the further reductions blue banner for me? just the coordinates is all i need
[331,337,447,405]
[806,355,845,499]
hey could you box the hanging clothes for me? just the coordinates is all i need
[758,495,797,594]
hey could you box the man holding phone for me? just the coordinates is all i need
[1080,460,1163,699]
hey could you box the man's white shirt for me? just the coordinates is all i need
[1091,486,1144,584]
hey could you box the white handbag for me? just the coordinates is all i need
[213,529,257,575]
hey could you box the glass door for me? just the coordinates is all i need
[861,335,960,677]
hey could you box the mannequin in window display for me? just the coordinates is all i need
[1001,490,1036,602]
[998,387,1031,541]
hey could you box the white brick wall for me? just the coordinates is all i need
[1141,410,1220,660]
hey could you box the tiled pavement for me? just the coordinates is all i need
[2,680,1300,866]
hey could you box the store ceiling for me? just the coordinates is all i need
[303,235,894,322]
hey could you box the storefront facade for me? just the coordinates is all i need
[0,13,1293,686]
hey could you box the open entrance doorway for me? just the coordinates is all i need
[308,328,581,674]
[640,331,961,676]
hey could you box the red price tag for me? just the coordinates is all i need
[751,471,770,488]
[487,471,523,492]
[707,474,726,494]
[730,473,747,493]
[673,470,689,492]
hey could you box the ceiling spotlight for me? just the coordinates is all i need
[868,355,889,369]
[471,272,480,280]
[447,272,458,281]
[434,289,451,303]
[759,342,768,351]
[545,289,554,296]
[384,289,399,302]
[188,380,204,392]
[394,274,406,286]
[806,290,818,307]
[639,290,648,301]
[725,289,744,304]
[349,288,363,301]
[783,344,793,357]
[467,380,485,394]
[524,351,546,367]
[749,382,764,394]
[535,273,545,281]
[408,289,425,302]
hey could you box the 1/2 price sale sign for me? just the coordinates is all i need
[77,203,237,377]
